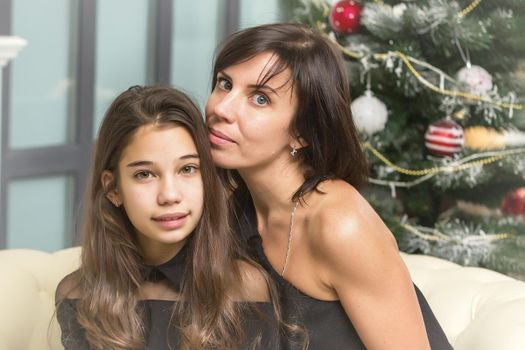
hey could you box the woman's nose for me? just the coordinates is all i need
[210,91,238,123]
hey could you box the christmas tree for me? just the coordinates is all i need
[284,0,525,279]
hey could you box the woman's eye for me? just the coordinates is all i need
[252,93,269,106]
[181,165,198,175]
[217,78,232,91]
[134,171,153,180]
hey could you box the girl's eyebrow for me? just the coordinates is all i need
[180,154,199,160]
[126,154,199,168]
[126,160,153,168]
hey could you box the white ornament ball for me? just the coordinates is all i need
[351,90,388,135]
[456,65,493,95]
[392,3,407,18]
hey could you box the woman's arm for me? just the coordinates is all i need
[313,185,431,350]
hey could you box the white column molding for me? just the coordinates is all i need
[0,36,27,68]
[1,36,27,248]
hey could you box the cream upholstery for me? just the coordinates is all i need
[1,247,525,349]
[0,247,80,350]
[401,253,525,350]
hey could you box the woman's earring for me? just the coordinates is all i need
[290,146,298,157]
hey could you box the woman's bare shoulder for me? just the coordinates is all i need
[307,179,398,261]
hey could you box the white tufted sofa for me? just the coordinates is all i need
[1,247,525,350]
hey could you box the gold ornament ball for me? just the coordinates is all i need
[464,126,506,150]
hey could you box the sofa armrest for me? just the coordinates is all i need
[0,247,81,350]
[402,252,525,350]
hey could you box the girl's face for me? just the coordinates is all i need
[205,52,299,171]
[103,124,204,265]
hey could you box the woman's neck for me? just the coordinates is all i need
[238,159,304,217]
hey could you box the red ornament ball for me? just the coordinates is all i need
[424,118,464,157]
[330,0,362,34]
[501,188,525,216]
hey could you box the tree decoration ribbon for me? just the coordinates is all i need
[363,142,525,177]
[458,0,483,19]
[401,222,513,243]
[371,0,482,18]
[319,11,523,111]
[385,51,523,110]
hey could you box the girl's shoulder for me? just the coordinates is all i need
[233,260,270,302]
[56,270,82,302]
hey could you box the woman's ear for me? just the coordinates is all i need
[296,136,308,148]
[289,135,308,151]
[101,170,122,207]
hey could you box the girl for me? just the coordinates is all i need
[206,23,453,349]
[55,85,281,350]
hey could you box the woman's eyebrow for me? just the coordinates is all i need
[217,71,231,80]
[249,83,279,96]
[219,70,280,96]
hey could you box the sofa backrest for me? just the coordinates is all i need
[402,253,525,350]
[1,247,525,349]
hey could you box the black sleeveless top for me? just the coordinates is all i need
[56,243,280,350]
[232,190,453,350]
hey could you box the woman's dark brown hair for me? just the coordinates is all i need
[212,22,368,199]
[59,85,274,349]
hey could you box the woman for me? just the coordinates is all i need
[206,23,452,349]
[55,85,281,349]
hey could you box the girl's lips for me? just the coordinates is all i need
[153,213,188,230]
[208,128,235,145]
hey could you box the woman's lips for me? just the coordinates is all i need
[208,128,235,145]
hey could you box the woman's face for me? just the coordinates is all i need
[102,124,204,265]
[205,52,299,171]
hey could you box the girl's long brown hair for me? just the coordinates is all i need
[65,85,276,349]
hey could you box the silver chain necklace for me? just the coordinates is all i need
[281,200,300,276]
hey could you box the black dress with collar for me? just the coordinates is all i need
[56,243,280,350]
[232,189,453,350]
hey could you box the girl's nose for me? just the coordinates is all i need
[157,177,182,205]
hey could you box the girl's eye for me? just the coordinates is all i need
[252,93,269,106]
[134,171,153,180]
[181,165,198,175]
[217,78,232,91]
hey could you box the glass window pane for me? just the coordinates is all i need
[171,1,225,109]
[6,175,74,252]
[239,0,281,29]
[9,0,78,150]
[93,0,154,136]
